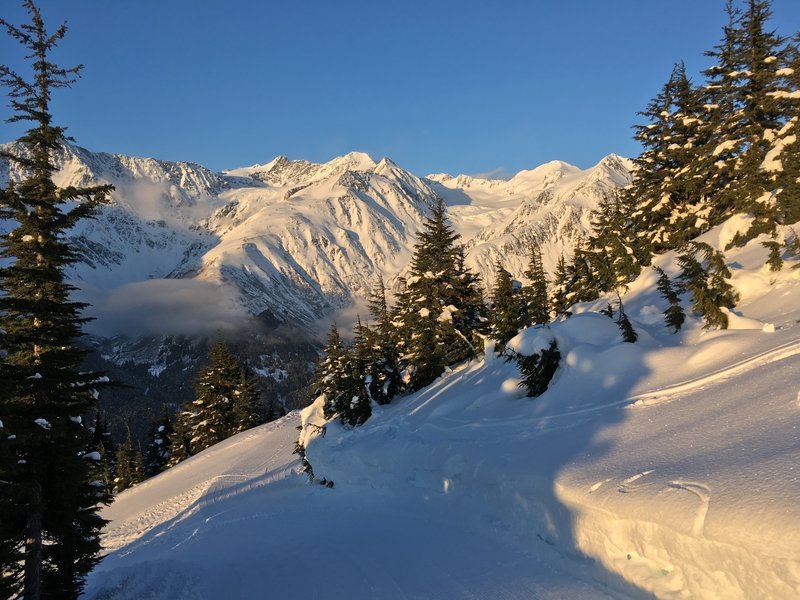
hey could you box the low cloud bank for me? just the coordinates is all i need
[79,278,249,338]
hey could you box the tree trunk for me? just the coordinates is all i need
[24,481,43,600]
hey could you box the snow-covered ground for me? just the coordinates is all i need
[84,227,800,599]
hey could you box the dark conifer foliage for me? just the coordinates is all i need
[517,337,561,398]
[584,190,643,291]
[628,62,710,253]
[677,243,740,329]
[232,366,263,434]
[549,254,573,318]
[365,278,402,404]
[630,0,799,256]
[113,428,143,494]
[394,198,486,390]
[316,323,372,427]
[614,294,638,343]
[0,4,113,597]
[521,242,550,327]
[653,266,686,333]
[144,406,173,478]
[88,412,116,496]
[489,262,524,350]
[762,237,784,271]
[169,339,265,464]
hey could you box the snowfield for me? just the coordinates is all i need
[84,227,800,599]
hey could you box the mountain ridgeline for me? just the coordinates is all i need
[0,144,631,436]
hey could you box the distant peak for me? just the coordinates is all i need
[327,151,376,168]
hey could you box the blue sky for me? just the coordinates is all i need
[2,1,799,176]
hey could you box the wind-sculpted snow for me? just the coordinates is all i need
[86,223,800,598]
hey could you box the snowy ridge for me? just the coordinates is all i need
[85,220,800,599]
[2,145,631,330]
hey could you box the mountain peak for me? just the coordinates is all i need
[324,151,376,171]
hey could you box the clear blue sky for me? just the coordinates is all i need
[2,1,799,176]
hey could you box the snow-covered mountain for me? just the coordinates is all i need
[83,219,800,599]
[1,143,632,425]
[2,145,632,331]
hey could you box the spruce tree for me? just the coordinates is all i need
[365,277,402,404]
[0,4,112,597]
[521,242,549,326]
[166,339,260,465]
[517,337,561,398]
[232,366,263,434]
[88,412,116,496]
[394,199,485,390]
[762,237,784,271]
[550,254,572,318]
[697,0,795,240]
[185,339,246,454]
[317,323,371,426]
[144,406,173,478]
[586,190,642,289]
[614,294,638,343]
[653,266,686,332]
[489,262,524,350]
[629,62,709,253]
[677,242,739,329]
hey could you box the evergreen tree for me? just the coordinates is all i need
[184,340,243,454]
[232,366,263,434]
[88,412,115,496]
[586,190,643,289]
[166,339,260,465]
[562,245,601,308]
[365,277,402,404]
[489,262,524,349]
[166,409,193,467]
[677,242,740,329]
[698,0,796,241]
[762,237,784,271]
[516,336,561,398]
[317,323,371,426]
[316,323,347,411]
[144,406,173,478]
[629,62,709,253]
[614,294,638,343]
[521,242,549,326]
[653,266,686,332]
[0,4,112,597]
[394,199,485,390]
[550,254,572,318]
[113,429,136,494]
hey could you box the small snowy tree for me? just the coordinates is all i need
[517,337,561,398]
[615,294,638,343]
[653,266,686,332]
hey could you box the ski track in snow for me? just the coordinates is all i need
[666,481,711,537]
[530,338,800,422]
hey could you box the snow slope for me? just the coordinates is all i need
[84,225,800,599]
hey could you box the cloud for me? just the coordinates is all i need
[79,278,249,337]
[312,296,372,343]
[468,167,514,181]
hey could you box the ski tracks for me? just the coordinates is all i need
[666,481,711,536]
